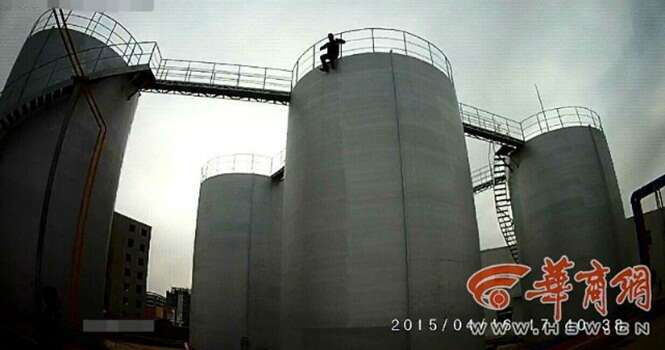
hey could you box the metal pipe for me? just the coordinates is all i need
[631,173,665,267]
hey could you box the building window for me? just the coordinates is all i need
[141,228,148,237]
[136,285,143,294]
[123,282,130,292]
[137,271,144,280]
[138,258,144,266]
[125,253,131,263]
[135,300,142,308]
[129,224,136,232]
[123,297,128,305]
[124,268,131,277]
[139,244,146,252]
[128,238,134,248]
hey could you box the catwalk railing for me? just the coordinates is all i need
[292,27,454,86]
[201,151,285,181]
[0,41,159,111]
[521,106,602,141]
[6,9,604,146]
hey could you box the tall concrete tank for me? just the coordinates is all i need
[191,154,282,350]
[282,29,483,349]
[508,108,636,322]
[0,10,152,331]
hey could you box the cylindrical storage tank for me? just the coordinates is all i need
[0,11,151,332]
[191,155,282,350]
[509,111,636,322]
[282,29,483,350]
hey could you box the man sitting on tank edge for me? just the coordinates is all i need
[319,33,346,72]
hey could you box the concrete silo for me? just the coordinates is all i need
[0,10,153,329]
[282,30,483,349]
[191,155,282,350]
[508,108,637,322]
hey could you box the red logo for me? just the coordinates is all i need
[466,263,531,311]
[466,256,652,321]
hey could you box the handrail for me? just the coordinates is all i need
[0,41,159,113]
[291,27,454,88]
[201,151,285,181]
[156,58,291,92]
[459,103,524,141]
[9,9,605,147]
[21,9,292,97]
[521,106,602,141]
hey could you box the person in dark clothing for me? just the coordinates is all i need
[319,33,346,72]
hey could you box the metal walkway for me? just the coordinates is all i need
[145,59,292,105]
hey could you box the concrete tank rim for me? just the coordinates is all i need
[521,106,603,141]
[291,27,454,86]
[522,124,607,143]
[291,51,453,91]
[201,172,272,184]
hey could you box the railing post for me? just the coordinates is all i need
[210,63,216,85]
[84,12,95,33]
[556,108,564,128]
[427,42,433,64]
[339,32,343,57]
[312,45,316,70]
[122,39,131,58]
[251,154,255,173]
[403,31,408,54]
[236,65,241,86]
[371,29,375,53]
[105,22,117,45]
[128,42,138,66]
[536,113,544,134]
[262,67,268,89]
[186,61,192,82]
[575,107,582,124]
[295,61,299,84]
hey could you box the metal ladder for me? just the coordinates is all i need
[492,153,520,263]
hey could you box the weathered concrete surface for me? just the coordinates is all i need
[282,52,483,350]
[509,126,633,322]
[191,174,282,350]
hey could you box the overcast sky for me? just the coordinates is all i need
[1,0,664,296]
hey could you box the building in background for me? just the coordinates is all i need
[144,291,173,320]
[105,212,152,318]
[167,287,191,327]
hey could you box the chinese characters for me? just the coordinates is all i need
[466,256,651,321]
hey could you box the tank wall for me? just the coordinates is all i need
[282,53,482,350]
[191,174,281,350]
[0,29,145,327]
[0,73,140,322]
[509,126,632,321]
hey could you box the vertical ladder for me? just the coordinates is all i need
[493,153,520,263]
